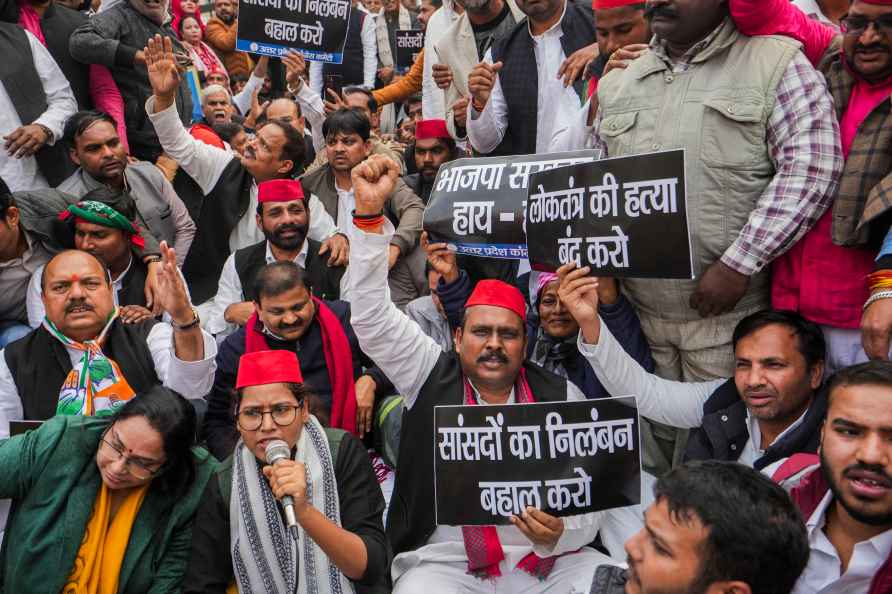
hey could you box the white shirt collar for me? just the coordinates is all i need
[264,239,308,269]
[746,407,809,454]
[806,492,892,562]
[111,254,133,286]
[467,378,516,405]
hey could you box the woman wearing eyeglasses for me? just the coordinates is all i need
[182,349,390,594]
[0,385,217,593]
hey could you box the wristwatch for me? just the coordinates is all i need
[171,307,200,331]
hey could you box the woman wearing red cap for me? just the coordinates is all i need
[183,349,390,594]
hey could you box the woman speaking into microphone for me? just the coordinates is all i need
[183,349,390,593]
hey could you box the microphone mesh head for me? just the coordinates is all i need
[264,439,291,465]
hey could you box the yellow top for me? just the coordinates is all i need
[62,481,149,594]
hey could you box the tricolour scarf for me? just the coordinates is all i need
[230,415,355,594]
[460,369,558,581]
[44,309,136,416]
[244,300,358,436]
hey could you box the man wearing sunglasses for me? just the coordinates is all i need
[730,0,892,374]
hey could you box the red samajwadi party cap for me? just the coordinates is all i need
[592,0,644,8]
[236,350,304,389]
[258,179,306,203]
[465,279,527,322]
[415,119,451,141]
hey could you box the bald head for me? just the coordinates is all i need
[41,250,115,342]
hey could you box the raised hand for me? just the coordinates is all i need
[154,241,194,325]
[283,51,307,89]
[323,88,348,116]
[557,262,601,343]
[467,61,503,111]
[145,35,181,107]
[432,63,453,89]
[421,231,459,283]
[452,96,469,130]
[351,154,400,218]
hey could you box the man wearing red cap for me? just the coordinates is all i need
[183,349,391,593]
[144,36,348,309]
[730,0,892,374]
[204,178,346,337]
[403,119,459,203]
[344,154,637,593]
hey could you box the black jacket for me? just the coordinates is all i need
[684,379,828,470]
[203,299,393,460]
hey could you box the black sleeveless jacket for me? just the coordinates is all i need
[233,239,344,302]
[4,320,160,420]
[385,353,569,555]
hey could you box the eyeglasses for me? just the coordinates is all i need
[237,403,302,431]
[98,435,164,480]
[840,15,892,37]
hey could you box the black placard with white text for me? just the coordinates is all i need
[422,150,600,260]
[236,0,352,62]
[395,29,423,72]
[525,149,694,278]
[434,397,641,526]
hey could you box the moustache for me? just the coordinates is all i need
[477,350,509,365]
[65,300,94,314]
[644,3,676,19]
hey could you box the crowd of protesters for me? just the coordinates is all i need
[1,0,892,592]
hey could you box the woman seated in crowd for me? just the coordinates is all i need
[0,386,217,592]
[183,350,390,594]
[177,15,226,77]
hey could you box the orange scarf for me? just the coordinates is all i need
[62,483,149,594]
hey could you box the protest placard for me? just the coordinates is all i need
[395,29,423,72]
[434,397,641,526]
[526,149,693,279]
[236,0,352,63]
[423,150,599,260]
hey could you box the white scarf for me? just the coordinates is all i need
[230,416,355,594]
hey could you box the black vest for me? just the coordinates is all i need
[39,3,92,109]
[233,239,345,302]
[0,22,75,186]
[385,354,569,555]
[182,159,255,304]
[118,258,150,307]
[489,0,595,156]
[4,320,160,420]
[322,11,366,86]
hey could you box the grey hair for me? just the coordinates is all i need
[201,84,232,106]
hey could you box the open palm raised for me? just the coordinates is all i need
[145,35,182,99]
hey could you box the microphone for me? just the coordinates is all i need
[265,439,299,540]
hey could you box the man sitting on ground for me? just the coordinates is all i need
[204,261,393,459]
[559,263,828,483]
[0,243,215,421]
[204,179,345,337]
